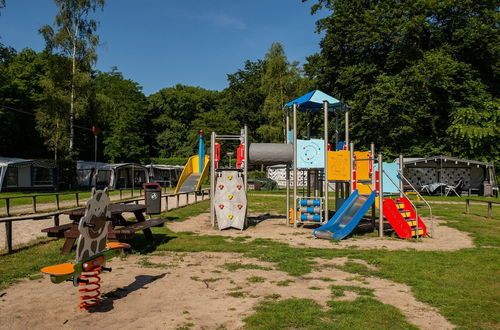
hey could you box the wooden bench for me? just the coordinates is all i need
[112,218,167,240]
[41,223,73,238]
[53,218,167,254]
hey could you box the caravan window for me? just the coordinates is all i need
[96,170,111,187]
[33,167,52,186]
[134,170,147,185]
[6,167,18,187]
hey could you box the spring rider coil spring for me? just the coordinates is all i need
[78,266,102,310]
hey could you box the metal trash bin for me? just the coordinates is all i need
[143,182,162,214]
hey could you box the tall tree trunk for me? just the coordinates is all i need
[69,20,79,157]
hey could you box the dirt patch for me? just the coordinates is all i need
[0,252,453,329]
[168,213,474,251]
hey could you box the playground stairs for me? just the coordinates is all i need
[383,197,427,239]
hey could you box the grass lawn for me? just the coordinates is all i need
[0,195,499,328]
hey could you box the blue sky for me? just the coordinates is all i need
[0,0,326,95]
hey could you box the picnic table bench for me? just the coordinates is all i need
[41,203,166,254]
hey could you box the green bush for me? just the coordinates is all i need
[248,170,266,179]
[149,157,189,166]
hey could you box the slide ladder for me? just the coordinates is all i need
[383,197,427,239]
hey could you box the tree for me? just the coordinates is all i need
[304,0,500,164]
[220,60,266,139]
[39,0,104,157]
[93,69,148,163]
[258,42,305,143]
[148,85,221,157]
[0,48,52,158]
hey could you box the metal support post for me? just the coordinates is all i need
[399,154,404,198]
[293,103,298,228]
[286,109,290,225]
[378,153,384,237]
[371,143,376,230]
[345,107,349,148]
[244,125,248,227]
[349,142,354,192]
[210,132,216,227]
[323,101,329,223]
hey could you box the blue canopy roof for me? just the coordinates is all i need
[285,90,344,112]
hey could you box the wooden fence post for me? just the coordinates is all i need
[54,214,60,226]
[55,194,60,210]
[75,192,80,207]
[465,199,470,214]
[177,194,180,208]
[488,202,492,218]
[5,198,10,217]
[32,196,37,213]
[5,221,12,254]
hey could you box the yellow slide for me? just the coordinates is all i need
[174,155,209,193]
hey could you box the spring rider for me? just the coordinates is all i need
[40,188,130,310]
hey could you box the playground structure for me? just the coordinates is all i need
[209,89,432,240]
[40,188,130,310]
[174,131,210,194]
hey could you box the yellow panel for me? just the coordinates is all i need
[354,151,371,181]
[327,151,350,181]
[357,183,372,195]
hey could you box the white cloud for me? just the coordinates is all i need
[199,12,247,30]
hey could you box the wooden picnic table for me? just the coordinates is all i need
[56,203,154,254]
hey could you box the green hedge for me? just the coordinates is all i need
[149,157,189,166]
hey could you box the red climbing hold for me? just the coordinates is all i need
[218,204,224,209]
[218,185,224,189]
[236,185,242,190]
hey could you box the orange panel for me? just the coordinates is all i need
[41,263,75,276]
[354,151,371,181]
[327,151,350,181]
[106,242,131,249]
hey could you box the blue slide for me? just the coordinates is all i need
[314,190,376,240]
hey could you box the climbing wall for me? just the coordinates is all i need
[214,170,247,230]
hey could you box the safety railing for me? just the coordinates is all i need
[398,170,434,237]
[382,170,423,239]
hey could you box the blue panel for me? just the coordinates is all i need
[300,199,321,206]
[287,130,294,144]
[374,162,400,193]
[285,90,343,112]
[297,139,325,169]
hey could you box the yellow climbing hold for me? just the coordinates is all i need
[228,194,233,200]
[228,214,234,220]
[228,175,233,180]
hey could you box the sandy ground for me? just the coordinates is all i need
[0,197,474,329]
[0,252,453,330]
[168,213,474,251]
[0,194,205,250]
